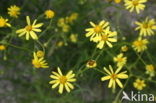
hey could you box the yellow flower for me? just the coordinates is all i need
[146,64,155,77]
[49,67,76,94]
[32,52,49,69]
[133,79,146,90]
[36,50,44,57]
[0,45,6,51]
[57,18,65,27]
[135,18,156,37]
[101,65,128,89]
[114,0,122,3]
[44,10,55,19]
[85,20,109,42]
[114,53,127,68]
[70,34,78,43]
[107,0,122,3]
[56,41,64,47]
[124,0,147,14]
[86,60,97,68]
[96,27,117,49]
[8,5,20,18]
[0,17,11,27]
[67,13,78,24]
[62,24,70,32]
[121,45,128,52]
[132,37,148,52]
[16,16,43,40]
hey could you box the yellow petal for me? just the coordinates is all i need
[116,79,123,88]
[101,76,111,81]
[58,84,64,94]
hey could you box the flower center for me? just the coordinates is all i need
[132,0,139,6]
[111,73,117,80]
[25,25,32,31]
[117,57,123,62]
[88,60,96,66]
[94,25,103,33]
[134,41,143,47]
[101,34,108,41]
[0,19,6,27]
[32,60,41,68]
[59,76,67,84]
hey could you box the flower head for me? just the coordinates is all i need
[16,16,43,40]
[36,50,44,58]
[0,17,11,27]
[49,67,76,94]
[101,65,128,89]
[86,60,97,68]
[114,53,127,68]
[0,45,6,51]
[124,0,147,14]
[96,27,117,49]
[135,18,156,37]
[32,52,49,69]
[121,45,128,52]
[133,79,146,90]
[8,5,20,18]
[44,10,55,19]
[70,34,78,43]
[85,20,109,42]
[132,37,148,52]
[145,64,155,77]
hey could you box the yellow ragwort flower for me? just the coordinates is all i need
[44,9,55,19]
[49,67,76,94]
[8,5,20,18]
[36,50,44,58]
[56,41,64,47]
[85,20,109,42]
[16,16,43,40]
[86,60,97,68]
[70,34,78,43]
[135,18,156,37]
[67,13,78,24]
[133,79,146,90]
[0,16,11,27]
[0,45,6,51]
[101,65,128,89]
[124,0,147,14]
[96,27,117,49]
[114,53,127,68]
[132,37,148,52]
[121,45,128,52]
[146,64,155,77]
[32,52,49,69]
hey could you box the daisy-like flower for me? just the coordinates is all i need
[0,16,11,27]
[0,45,6,51]
[135,18,156,37]
[70,34,78,43]
[121,45,128,52]
[16,16,43,40]
[86,60,97,69]
[49,67,76,94]
[8,5,20,18]
[132,37,148,52]
[124,0,147,14]
[96,27,117,49]
[85,20,109,42]
[107,0,122,3]
[114,53,127,68]
[44,9,55,19]
[145,64,155,77]
[32,52,49,69]
[101,65,128,89]
[133,79,146,90]
[36,50,44,58]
